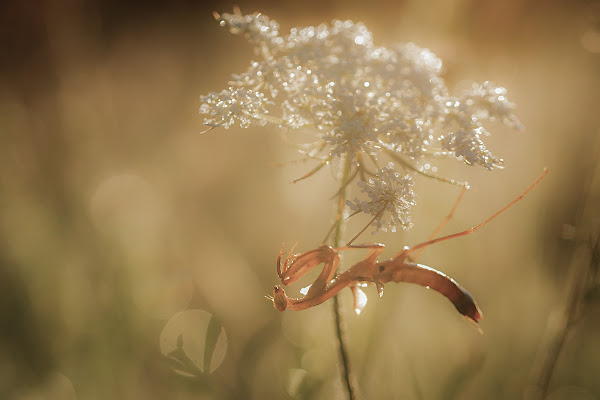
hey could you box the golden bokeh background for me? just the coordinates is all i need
[1,0,600,399]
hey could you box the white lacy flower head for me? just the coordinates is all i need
[346,163,416,233]
[200,9,522,234]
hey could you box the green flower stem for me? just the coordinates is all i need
[331,156,359,400]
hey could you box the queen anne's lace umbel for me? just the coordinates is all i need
[346,163,416,233]
[200,10,522,233]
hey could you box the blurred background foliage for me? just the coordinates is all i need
[1,0,600,399]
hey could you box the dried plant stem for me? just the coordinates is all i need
[331,156,359,400]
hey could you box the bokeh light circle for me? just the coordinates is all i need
[160,310,227,374]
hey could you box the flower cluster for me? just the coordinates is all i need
[346,163,416,232]
[200,9,521,233]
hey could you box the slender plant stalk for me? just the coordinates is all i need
[531,246,592,400]
[530,149,600,400]
[330,156,359,400]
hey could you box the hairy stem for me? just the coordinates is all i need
[331,156,359,400]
